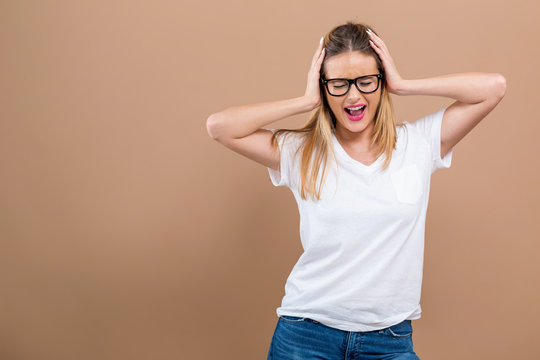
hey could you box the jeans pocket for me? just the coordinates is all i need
[279,315,306,324]
[390,164,423,205]
[386,322,413,338]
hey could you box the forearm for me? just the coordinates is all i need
[396,72,506,104]
[206,96,314,140]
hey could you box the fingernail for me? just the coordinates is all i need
[366,28,372,34]
[320,36,324,43]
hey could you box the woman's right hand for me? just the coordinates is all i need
[304,36,326,110]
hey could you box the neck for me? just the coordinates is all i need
[334,123,376,152]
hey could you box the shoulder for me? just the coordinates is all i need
[395,120,429,151]
[396,121,413,138]
[404,109,446,135]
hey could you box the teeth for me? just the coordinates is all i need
[348,105,365,111]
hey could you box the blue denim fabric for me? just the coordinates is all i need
[267,315,420,360]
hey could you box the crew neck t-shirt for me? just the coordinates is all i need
[266,108,454,332]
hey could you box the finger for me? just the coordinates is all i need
[368,33,383,49]
[318,47,325,60]
[366,30,384,46]
[311,51,322,67]
[369,40,389,66]
[312,51,322,67]
[369,37,389,61]
[368,32,390,54]
[312,37,324,57]
[315,48,325,68]
[369,40,381,54]
[366,29,382,41]
[312,47,325,68]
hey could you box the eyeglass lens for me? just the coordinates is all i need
[327,76,379,95]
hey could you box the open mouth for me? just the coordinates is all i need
[344,105,366,117]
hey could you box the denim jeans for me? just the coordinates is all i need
[267,315,421,360]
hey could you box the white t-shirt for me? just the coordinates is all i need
[266,108,454,332]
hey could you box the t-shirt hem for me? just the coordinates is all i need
[276,307,421,332]
[267,166,284,187]
[432,107,454,172]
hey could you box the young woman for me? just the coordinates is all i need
[206,22,505,360]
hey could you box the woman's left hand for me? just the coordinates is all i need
[367,29,405,95]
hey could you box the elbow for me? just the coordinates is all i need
[206,114,220,140]
[492,73,507,100]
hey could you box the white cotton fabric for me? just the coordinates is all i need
[266,108,454,332]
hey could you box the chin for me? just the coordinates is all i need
[339,116,374,132]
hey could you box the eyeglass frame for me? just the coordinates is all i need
[321,73,383,96]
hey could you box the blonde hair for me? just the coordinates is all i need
[271,21,402,201]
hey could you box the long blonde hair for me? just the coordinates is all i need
[271,22,402,201]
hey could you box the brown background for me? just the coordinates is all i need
[1,1,539,359]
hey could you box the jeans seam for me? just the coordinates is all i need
[344,331,351,360]
[387,327,412,337]
[279,315,306,324]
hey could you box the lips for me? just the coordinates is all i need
[345,103,366,109]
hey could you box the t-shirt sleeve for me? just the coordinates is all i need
[411,108,454,174]
[265,129,301,188]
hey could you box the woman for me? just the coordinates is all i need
[206,22,505,360]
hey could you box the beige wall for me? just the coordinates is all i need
[1,1,539,359]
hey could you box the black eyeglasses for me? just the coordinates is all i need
[321,74,383,96]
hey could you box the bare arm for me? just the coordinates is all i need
[394,72,506,103]
[207,36,326,140]
[205,36,326,171]
[396,73,506,158]
[206,96,315,140]
[367,29,506,159]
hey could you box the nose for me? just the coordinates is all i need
[346,82,366,102]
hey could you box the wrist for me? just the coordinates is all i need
[392,79,411,96]
[300,95,320,112]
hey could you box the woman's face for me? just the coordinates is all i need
[323,51,382,140]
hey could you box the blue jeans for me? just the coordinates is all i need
[267,315,420,360]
